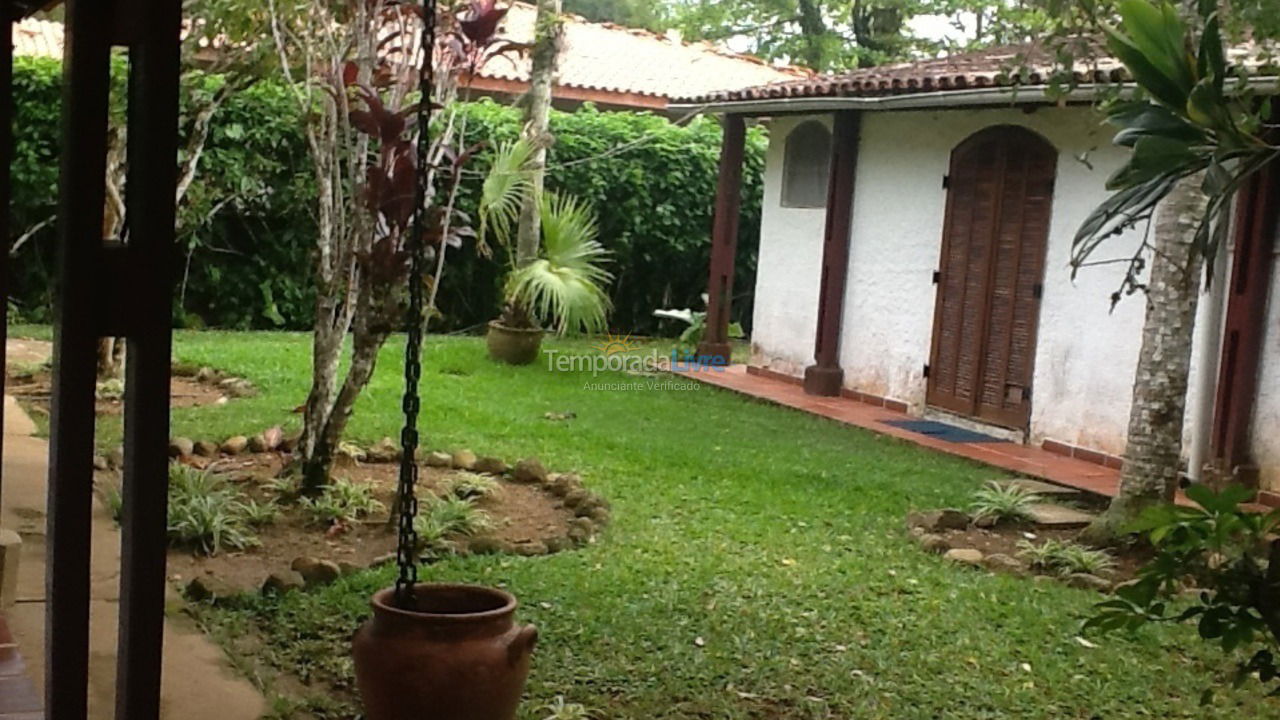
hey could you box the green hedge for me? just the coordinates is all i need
[8,57,766,336]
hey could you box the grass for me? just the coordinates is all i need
[23,328,1276,718]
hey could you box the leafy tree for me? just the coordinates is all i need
[561,0,671,30]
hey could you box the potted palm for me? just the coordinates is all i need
[481,141,612,364]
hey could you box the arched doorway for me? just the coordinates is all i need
[926,125,1057,431]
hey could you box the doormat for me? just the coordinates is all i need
[881,419,1009,444]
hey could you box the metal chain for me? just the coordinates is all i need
[394,0,439,609]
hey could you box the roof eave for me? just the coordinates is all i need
[671,78,1278,115]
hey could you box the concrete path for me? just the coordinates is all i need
[1,393,266,720]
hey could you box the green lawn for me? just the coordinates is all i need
[81,331,1280,717]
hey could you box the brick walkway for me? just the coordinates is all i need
[676,364,1131,497]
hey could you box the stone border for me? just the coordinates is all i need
[154,436,612,603]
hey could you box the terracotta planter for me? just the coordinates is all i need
[353,583,538,720]
[486,321,544,365]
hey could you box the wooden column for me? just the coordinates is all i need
[696,113,746,362]
[1209,157,1278,489]
[0,10,14,509]
[47,2,114,717]
[803,111,861,396]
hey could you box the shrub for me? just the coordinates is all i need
[970,481,1042,524]
[442,472,500,500]
[1017,538,1116,576]
[9,59,766,336]
[300,477,384,527]
[166,464,258,555]
[414,496,493,556]
[240,499,281,526]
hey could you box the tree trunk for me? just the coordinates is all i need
[514,0,563,268]
[1080,175,1210,545]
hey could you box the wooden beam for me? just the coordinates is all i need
[114,2,180,718]
[0,11,14,511]
[695,114,746,362]
[804,111,861,397]
[47,0,114,717]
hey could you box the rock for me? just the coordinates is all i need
[973,514,998,529]
[943,548,985,566]
[567,517,596,545]
[195,366,218,383]
[512,457,549,484]
[168,437,194,459]
[262,571,305,595]
[452,449,477,471]
[1066,573,1112,592]
[907,509,970,532]
[263,426,284,451]
[513,541,548,557]
[279,433,301,454]
[588,506,612,525]
[912,532,951,555]
[292,557,341,587]
[367,437,399,463]
[563,489,591,509]
[1028,504,1096,529]
[337,560,362,577]
[468,537,506,555]
[108,446,125,470]
[425,451,453,468]
[185,575,240,603]
[982,553,1025,574]
[221,435,249,456]
[227,379,256,398]
[368,552,396,568]
[247,434,270,454]
[193,440,219,458]
[474,456,509,475]
[544,536,572,554]
[997,478,1082,498]
[93,455,110,472]
[548,473,583,497]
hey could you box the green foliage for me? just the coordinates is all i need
[654,302,745,355]
[969,481,1042,524]
[1087,485,1280,698]
[300,477,384,527]
[167,464,260,555]
[442,472,500,500]
[1072,0,1278,301]
[504,192,614,334]
[414,495,492,556]
[240,498,282,526]
[1018,538,1117,576]
[9,64,763,335]
[562,0,670,31]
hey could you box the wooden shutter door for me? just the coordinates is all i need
[927,126,1056,430]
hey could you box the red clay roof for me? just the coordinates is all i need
[12,6,809,106]
[677,44,1127,104]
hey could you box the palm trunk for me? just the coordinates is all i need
[514,0,562,268]
[1081,175,1209,545]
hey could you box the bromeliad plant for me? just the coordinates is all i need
[1071,0,1278,298]
[1086,485,1280,699]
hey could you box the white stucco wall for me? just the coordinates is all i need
[751,105,1230,461]
[749,115,830,376]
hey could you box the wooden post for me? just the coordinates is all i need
[1209,156,1278,489]
[0,10,14,511]
[115,2,180,718]
[696,114,746,362]
[803,111,861,396]
[47,1,115,717]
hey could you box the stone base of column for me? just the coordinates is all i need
[803,364,844,397]
[694,342,733,365]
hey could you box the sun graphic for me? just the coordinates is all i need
[593,332,638,357]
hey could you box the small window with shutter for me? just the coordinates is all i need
[781,121,832,208]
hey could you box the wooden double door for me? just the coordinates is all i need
[927,126,1057,431]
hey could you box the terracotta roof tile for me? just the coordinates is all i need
[12,18,61,60]
[677,41,1273,105]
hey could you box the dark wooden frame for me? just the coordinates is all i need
[926,125,1055,431]
[695,114,746,362]
[35,2,182,719]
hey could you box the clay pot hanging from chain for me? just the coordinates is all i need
[353,583,539,720]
